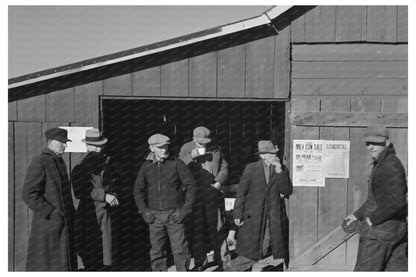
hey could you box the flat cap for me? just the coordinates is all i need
[148,134,170,147]
[363,125,389,143]
[193,126,211,144]
[45,128,71,143]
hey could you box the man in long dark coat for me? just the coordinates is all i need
[179,126,228,271]
[228,140,293,271]
[72,128,120,271]
[344,125,407,271]
[22,128,77,271]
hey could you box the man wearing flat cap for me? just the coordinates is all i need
[21,127,77,271]
[344,125,407,271]
[72,128,120,271]
[226,140,293,271]
[134,134,196,271]
[179,126,228,271]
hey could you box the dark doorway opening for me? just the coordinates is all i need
[101,98,286,270]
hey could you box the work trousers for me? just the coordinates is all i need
[148,209,190,271]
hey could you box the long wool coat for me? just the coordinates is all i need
[233,160,293,262]
[21,148,77,271]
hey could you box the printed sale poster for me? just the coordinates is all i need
[293,140,325,187]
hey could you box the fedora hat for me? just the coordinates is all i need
[81,128,108,145]
[257,140,279,154]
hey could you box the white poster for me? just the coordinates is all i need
[293,140,325,187]
[323,141,350,178]
[59,126,93,153]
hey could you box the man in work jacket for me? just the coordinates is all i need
[344,125,407,271]
[134,134,196,271]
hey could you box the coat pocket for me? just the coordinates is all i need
[375,220,406,243]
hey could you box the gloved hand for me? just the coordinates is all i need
[142,210,155,224]
[170,208,189,224]
[341,218,358,234]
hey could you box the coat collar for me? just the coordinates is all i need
[373,142,396,164]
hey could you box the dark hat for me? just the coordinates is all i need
[363,125,389,143]
[258,140,279,154]
[45,128,71,143]
[193,126,211,144]
[81,128,107,145]
[148,134,170,147]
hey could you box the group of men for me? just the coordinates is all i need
[21,124,407,271]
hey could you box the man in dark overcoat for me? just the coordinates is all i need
[228,140,293,271]
[72,128,120,271]
[344,125,407,271]
[179,126,228,271]
[21,128,77,271]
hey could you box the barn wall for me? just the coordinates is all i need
[8,5,407,271]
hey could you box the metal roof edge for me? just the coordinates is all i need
[9,5,293,89]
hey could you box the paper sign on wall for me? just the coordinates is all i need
[59,126,93,153]
[323,141,350,178]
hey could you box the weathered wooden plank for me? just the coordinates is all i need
[381,97,408,113]
[335,6,367,42]
[132,66,161,97]
[367,6,397,42]
[9,102,17,121]
[161,60,188,97]
[217,44,245,98]
[294,226,356,266]
[74,81,103,126]
[14,123,29,271]
[17,95,46,122]
[291,11,305,43]
[291,112,407,128]
[345,231,359,268]
[350,97,380,112]
[274,26,291,99]
[189,52,217,98]
[103,73,133,96]
[292,44,408,61]
[305,6,336,42]
[8,123,15,271]
[46,88,74,122]
[245,37,275,98]
[291,97,320,112]
[292,61,407,79]
[292,78,407,95]
[397,6,408,42]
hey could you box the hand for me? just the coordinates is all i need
[366,217,373,226]
[142,211,155,224]
[105,193,119,207]
[271,160,282,173]
[191,149,199,159]
[211,182,221,190]
[226,230,237,248]
[49,209,64,220]
[170,209,188,224]
[344,214,357,225]
[234,218,244,227]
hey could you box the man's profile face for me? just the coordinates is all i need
[48,139,66,155]
[260,153,279,165]
[151,144,169,160]
[365,141,386,160]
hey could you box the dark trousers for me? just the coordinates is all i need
[354,237,399,271]
[149,210,190,271]
[191,199,221,266]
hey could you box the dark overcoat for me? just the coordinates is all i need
[233,160,293,262]
[21,148,77,271]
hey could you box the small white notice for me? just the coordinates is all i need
[59,126,93,153]
[323,141,350,178]
[224,198,236,211]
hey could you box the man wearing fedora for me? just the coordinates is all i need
[344,125,407,271]
[134,134,196,271]
[179,126,228,271]
[226,140,293,271]
[22,127,77,271]
[72,128,120,271]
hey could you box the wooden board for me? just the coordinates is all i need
[17,95,46,122]
[46,88,74,122]
[245,36,275,98]
[132,66,161,97]
[292,44,407,61]
[161,59,189,97]
[305,6,336,42]
[8,123,14,271]
[103,74,133,96]
[74,81,103,126]
[335,6,367,42]
[381,97,408,113]
[274,26,291,99]
[189,52,217,98]
[292,79,407,95]
[292,61,407,79]
[291,11,305,43]
[350,97,380,112]
[9,102,17,121]
[13,123,29,271]
[397,6,408,42]
[367,6,397,42]
[217,44,245,98]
